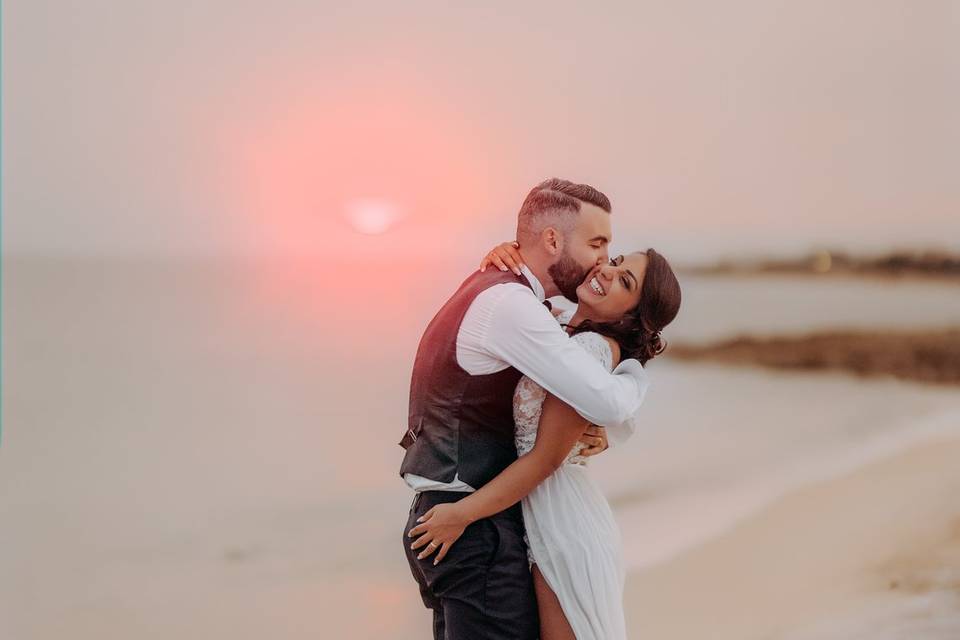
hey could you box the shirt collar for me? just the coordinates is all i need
[519,264,546,302]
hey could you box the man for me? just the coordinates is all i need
[399,178,649,639]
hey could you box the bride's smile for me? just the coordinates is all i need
[575,252,650,323]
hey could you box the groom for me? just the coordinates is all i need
[399,178,648,640]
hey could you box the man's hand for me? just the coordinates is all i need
[578,425,608,457]
[407,502,473,565]
[479,241,525,276]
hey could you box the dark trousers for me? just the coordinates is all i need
[403,490,539,640]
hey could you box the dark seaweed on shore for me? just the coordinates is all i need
[684,249,960,281]
[669,329,960,386]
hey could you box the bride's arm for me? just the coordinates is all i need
[407,393,587,564]
[479,240,525,275]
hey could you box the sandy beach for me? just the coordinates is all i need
[4,258,959,639]
[625,436,960,639]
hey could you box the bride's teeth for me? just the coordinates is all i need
[590,277,604,296]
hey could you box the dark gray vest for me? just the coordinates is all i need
[398,269,535,489]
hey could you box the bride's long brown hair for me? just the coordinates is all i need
[568,249,682,365]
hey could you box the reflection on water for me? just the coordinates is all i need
[2,256,959,639]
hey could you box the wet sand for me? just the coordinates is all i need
[625,436,960,639]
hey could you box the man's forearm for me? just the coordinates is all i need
[521,355,648,427]
[487,290,652,428]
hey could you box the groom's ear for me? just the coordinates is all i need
[542,227,563,255]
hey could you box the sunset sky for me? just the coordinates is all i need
[5,1,958,264]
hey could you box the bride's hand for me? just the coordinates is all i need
[407,502,473,565]
[479,241,525,276]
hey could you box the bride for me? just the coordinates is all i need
[408,241,682,639]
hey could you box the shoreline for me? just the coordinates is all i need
[668,328,960,386]
[624,435,960,639]
[679,268,960,286]
[679,249,960,284]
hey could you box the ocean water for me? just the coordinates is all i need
[2,255,959,639]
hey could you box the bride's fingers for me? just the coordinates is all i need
[407,509,436,538]
[410,532,435,551]
[480,241,523,274]
[433,541,452,565]
[501,244,524,270]
[491,247,522,275]
[491,254,510,272]
[417,539,441,560]
[480,253,508,273]
[501,257,521,276]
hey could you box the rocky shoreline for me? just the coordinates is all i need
[683,249,960,282]
[667,329,960,386]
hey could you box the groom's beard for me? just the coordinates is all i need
[548,250,589,303]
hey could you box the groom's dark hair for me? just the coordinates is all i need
[516,178,612,245]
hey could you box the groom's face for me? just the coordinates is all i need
[549,203,612,302]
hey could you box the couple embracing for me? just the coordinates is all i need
[399,178,682,639]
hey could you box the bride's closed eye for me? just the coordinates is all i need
[608,255,632,289]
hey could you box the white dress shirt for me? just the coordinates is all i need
[404,266,649,492]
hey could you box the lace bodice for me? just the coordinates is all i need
[513,330,615,464]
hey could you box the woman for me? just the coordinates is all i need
[409,241,682,639]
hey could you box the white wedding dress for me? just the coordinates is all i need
[513,326,628,639]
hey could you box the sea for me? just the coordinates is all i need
[2,254,959,639]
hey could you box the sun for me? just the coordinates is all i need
[344,198,403,235]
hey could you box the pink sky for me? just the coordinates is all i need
[5,1,958,263]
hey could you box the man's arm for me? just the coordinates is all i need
[486,287,650,428]
[604,412,640,448]
[587,335,638,449]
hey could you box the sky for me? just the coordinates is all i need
[4,0,959,264]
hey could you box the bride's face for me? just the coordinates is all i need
[575,252,648,322]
